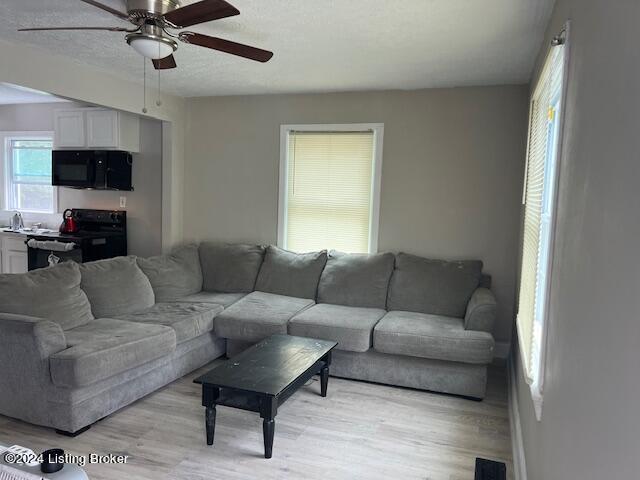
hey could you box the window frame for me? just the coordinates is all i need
[517,22,571,421]
[0,131,57,214]
[277,123,384,253]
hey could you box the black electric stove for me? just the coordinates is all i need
[26,209,127,270]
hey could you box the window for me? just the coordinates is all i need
[278,124,383,253]
[516,29,568,419]
[1,133,56,213]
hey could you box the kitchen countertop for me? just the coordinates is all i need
[1,228,55,236]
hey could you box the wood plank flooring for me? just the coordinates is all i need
[0,362,513,480]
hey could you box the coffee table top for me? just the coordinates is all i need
[194,335,337,396]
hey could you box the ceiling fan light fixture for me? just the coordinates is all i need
[126,33,177,60]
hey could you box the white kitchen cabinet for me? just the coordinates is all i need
[54,110,85,148]
[0,235,28,274]
[54,108,140,152]
[86,109,119,148]
[3,250,28,274]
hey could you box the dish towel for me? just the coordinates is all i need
[26,240,76,252]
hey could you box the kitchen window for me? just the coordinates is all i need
[516,26,568,420]
[278,124,384,254]
[1,132,56,213]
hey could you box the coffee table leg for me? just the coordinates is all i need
[260,396,277,459]
[320,351,332,397]
[263,418,275,459]
[320,366,329,397]
[206,405,217,446]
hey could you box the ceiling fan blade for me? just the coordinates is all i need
[164,0,239,28]
[18,26,132,32]
[180,33,273,62]
[152,55,177,70]
[79,0,129,20]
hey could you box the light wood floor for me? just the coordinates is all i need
[0,362,513,480]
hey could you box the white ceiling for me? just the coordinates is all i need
[0,82,71,105]
[0,0,555,98]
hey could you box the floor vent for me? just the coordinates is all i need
[475,458,507,480]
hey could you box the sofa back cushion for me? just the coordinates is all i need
[137,244,203,302]
[317,251,395,309]
[387,253,482,318]
[0,262,93,330]
[80,256,155,318]
[255,246,327,299]
[199,242,265,293]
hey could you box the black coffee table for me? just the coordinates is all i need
[193,334,337,458]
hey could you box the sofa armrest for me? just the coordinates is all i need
[0,313,67,425]
[464,288,497,333]
[0,313,67,359]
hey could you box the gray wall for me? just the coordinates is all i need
[0,102,163,257]
[184,86,529,342]
[513,1,640,478]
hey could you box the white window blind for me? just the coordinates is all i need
[283,129,378,253]
[517,40,566,392]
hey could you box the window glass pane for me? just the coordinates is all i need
[517,42,565,389]
[6,137,54,212]
[15,184,55,211]
[12,143,52,184]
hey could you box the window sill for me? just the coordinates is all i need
[530,383,544,421]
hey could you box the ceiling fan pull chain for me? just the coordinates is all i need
[156,42,162,107]
[142,56,148,114]
[156,70,162,107]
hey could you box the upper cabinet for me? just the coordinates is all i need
[54,110,85,147]
[54,108,140,152]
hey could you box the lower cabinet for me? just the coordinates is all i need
[0,235,28,273]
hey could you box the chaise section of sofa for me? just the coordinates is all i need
[0,254,228,434]
[49,318,177,388]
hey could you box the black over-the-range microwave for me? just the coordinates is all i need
[52,150,133,190]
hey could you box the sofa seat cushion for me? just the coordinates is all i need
[136,244,203,302]
[176,291,246,308]
[50,318,176,388]
[0,262,93,331]
[289,304,385,352]
[214,291,314,342]
[374,311,495,364]
[115,302,223,345]
[80,256,155,318]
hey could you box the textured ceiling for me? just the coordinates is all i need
[0,0,554,98]
[0,82,71,105]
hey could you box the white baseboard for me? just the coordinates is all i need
[494,341,511,360]
[508,358,528,480]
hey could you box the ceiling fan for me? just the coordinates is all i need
[18,0,273,70]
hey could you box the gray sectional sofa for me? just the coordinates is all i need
[0,243,497,435]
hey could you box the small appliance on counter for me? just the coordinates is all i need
[59,209,78,234]
[26,208,127,270]
[10,211,24,231]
